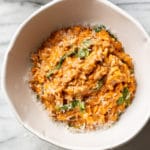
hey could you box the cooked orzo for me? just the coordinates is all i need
[29,25,136,131]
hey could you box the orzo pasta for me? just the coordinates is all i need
[29,25,136,131]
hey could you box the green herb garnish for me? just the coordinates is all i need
[77,39,92,58]
[93,25,106,32]
[71,100,79,108]
[82,39,92,48]
[106,29,117,40]
[79,101,85,111]
[122,87,129,99]
[93,25,117,40]
[71,100,85,111]
[60,100,85,112]
[55,55,66,69]
[77,48,89,58]
[117,97,124,105]
[46,70,55,78]
[93,78,104,91]
[117,87,130,105]
[60,104,70,111]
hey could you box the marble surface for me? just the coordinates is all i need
[0,0,150,149]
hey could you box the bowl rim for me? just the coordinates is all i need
[1,0,150,150]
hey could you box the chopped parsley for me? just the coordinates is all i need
[60,104,71,111]
[77,48,90,58]
[82,39,92,48]
[93,25,106,32]
[46,70,55,78]
[117,97,124,105]
[93,25,117,40]
[55,55,66,69]
[93,78,104,91]
[71,100,85,111]
[122,87,129,99]
[60,100,85,111]
[106,29,117,40]
[77,39,92,59]
[71,100,79,108]
[117,87,131,105]
[79,101,85,111]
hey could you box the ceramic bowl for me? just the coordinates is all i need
[2,0,150,149]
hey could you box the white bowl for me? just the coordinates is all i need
[2,0,150,149]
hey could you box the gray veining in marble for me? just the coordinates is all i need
[0,0,150,150]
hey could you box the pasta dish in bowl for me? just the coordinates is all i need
[29,25,136,131]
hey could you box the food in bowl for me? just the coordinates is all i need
[29,25,136,131]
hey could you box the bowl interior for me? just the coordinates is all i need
[3,0,150,149]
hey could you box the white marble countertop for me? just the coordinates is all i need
[0,0,150,150]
